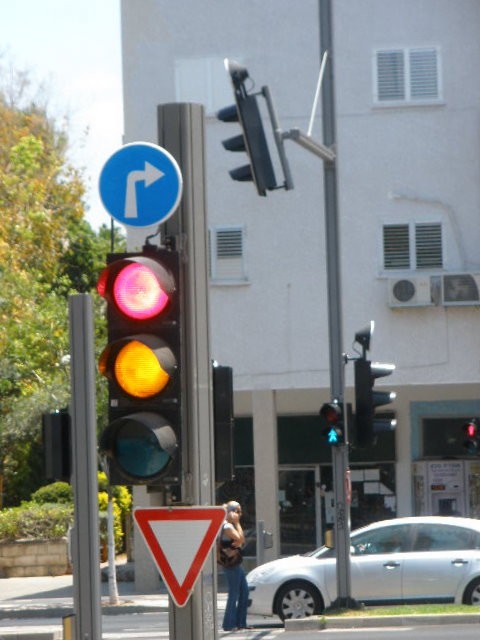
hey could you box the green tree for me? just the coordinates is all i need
[0,63,125,506]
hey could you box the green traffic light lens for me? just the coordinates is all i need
[112,414,177,480]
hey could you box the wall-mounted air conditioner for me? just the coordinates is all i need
[441,273,480,306]
[388,276,435,308]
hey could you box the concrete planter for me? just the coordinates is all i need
[0,537,70,578]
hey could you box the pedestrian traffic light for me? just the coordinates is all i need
[320,401,344,446]
[354,358,396,448]
[463,419,480,454]
[217,58,277,196]
[97,247,183,485]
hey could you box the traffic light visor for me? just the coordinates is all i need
[97,257,175,320]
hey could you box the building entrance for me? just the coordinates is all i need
[278,467,321,555]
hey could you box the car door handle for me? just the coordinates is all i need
[451,559,468,566]
[383,561,400,569]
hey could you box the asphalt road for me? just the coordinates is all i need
[1,613,480,640]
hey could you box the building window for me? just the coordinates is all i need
[383,222,443,270]
[375,47,440,104]
[209,225,247,283]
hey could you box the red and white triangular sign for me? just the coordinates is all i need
[133,506,226,607]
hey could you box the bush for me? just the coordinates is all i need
[30,481,73,505]
[0,502,73,542]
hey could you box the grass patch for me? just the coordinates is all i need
[326,603,477,617]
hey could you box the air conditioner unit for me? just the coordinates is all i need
[388,276,434,308]
[441,273,480,306]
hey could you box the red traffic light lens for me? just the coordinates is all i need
[320,402,342,424]
[97,257,176,321]
[465,421,478,438]
[114,262,169,320]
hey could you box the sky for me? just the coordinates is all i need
[0,0,123,229]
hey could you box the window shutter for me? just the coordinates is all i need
[415,223,442,269]
[383,224,410,269]
[376,50,405,101]
[409,48,438,100]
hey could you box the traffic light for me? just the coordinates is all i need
[354,359,396,448]
[463,419,480,454]
[42,409,71,482]
[217,59,277,196]
[212,363,234,483]
[320,401,344,446]
[97,247,183,485]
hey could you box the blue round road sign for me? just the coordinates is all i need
[99,142,183,228]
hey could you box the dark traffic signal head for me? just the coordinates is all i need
[97,249,182,485]
[354,359,396,448]
[218,58,277,196]
[463,419,480,454]
[320,401,344,446]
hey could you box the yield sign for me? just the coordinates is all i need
[133,506,226,607]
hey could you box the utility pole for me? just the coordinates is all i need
[69,294,102,639]
[158,103,218,640]
[319,0,354,608]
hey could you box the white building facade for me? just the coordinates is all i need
[120,0,480,571]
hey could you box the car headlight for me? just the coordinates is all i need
[247,564,277,584]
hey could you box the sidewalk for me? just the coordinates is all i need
[0,565,228,620]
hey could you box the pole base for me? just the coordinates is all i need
[326,596,363,613]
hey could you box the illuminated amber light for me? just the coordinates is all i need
[115,341,170,398]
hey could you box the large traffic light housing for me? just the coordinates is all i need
[354,359,396,448]
[217,59,277,196]
[463,419,480,454]
[97,247,183,485]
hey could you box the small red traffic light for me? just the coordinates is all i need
[465,421,478,439]
[321,403,342,424]
[320,401,344,446]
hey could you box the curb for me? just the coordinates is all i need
[285,612,480,630]
[0,633,61,640]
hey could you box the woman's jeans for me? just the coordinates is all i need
[223,564,249,630]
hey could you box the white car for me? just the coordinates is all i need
[247,516,480,620]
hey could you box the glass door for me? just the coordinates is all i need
[278,467,321,555]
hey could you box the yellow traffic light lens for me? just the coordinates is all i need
[115,341,171,398]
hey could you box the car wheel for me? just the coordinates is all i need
[463,577,480,605]
[275,580,323,620]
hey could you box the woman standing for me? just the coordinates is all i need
[220,500,250,631]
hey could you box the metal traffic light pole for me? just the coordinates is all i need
[318,0,355,608]
[158,103,218,640]
[282,0,354,608]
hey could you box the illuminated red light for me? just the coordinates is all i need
[466,422,477,439]
[114,263,169,320]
